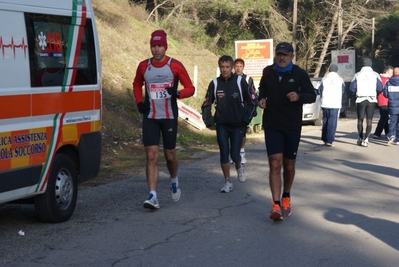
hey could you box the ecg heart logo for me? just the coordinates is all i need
[0,36,28,59]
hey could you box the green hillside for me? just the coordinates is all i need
[91,0,226,181]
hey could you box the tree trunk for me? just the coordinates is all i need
[342,20,357,48]
[191,6,199,25]
[313,8,338,77]
[154,0,158,23]
[146,0,170,23]
[164,2,183,23]
[240,10,249,28]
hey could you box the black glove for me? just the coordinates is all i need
[206,123,215,130]
[137,102,147,114]
[166,86,179,98]
[204,116,214,129]
[242,117,251,126]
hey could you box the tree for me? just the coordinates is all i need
[293,0,397,75]
[357,9,399,69]
[129,0,399,72]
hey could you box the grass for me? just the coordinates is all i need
[87,1,358,186]
[87,0,234,184]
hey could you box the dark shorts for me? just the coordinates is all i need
[265,128,301,159]
[142,117,178,150]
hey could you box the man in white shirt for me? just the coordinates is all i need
[318,64,346,146]
[349,58,383,147]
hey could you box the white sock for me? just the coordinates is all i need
[150,191,157,198]
[170,177,178,185]
[240,148,245,153]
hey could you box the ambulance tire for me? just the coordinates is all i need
[34,154,78,223]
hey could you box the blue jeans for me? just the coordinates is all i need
[216,124,245,164]
[388,114,399,140]
[321,108,339,144]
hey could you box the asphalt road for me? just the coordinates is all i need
[1,117,398,267]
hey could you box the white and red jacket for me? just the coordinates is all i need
[377,73,390,107]
[133,56,195,119]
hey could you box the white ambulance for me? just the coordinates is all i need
[0,0,102,222]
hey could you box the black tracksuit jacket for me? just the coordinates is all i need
[258,64,316,130]
[202,73,257,127]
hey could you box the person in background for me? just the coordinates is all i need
[372,65,393,139]
[258,42,316,221]
[383,67,399,146]
[133,29,195,209]
[230,58,258,164]
[202,55,256,193]
[318,64,345,146]
[349,58,383,147]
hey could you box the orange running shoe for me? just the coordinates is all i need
[282,197,292,217]
[269,200,283,221]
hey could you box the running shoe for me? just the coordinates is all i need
[269,200,283,221]
[143,194,160,209]
[361,140,369,147]
[170,181,181,202]
[237,166,246,182]
[281,197,292,217]
[387,136,395,146]
[325,142,333,147]
[221,180,233,193]
[240,150,247,164]
[356,138,362,146]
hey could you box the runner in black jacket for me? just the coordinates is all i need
[202,55,257,193]
[258,42,316,221]
[258,64,316,130]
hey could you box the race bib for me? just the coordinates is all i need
[149,83,171,99]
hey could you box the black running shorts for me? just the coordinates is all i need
[142,117,178,150]
[264,128,301,159]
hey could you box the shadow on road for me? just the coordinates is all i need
[335,159,398,179]
[324,207,399,251]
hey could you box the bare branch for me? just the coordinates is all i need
[146,0,170,22]
[314,7,339,77]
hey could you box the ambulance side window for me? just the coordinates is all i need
[25,13,97,87]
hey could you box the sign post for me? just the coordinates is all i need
[234,39,274,132]
[234,39,274,89]
[331,50,355,82]
[331,50,355,110]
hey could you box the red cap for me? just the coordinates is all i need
[150,30,168,50]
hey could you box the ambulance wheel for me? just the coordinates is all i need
[34,154,78,223]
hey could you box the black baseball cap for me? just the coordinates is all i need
[275,42,294,54]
